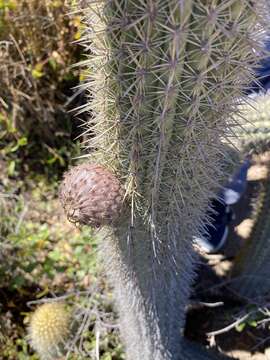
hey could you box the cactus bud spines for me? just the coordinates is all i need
[59,164,124,227]
[28,302,70,360]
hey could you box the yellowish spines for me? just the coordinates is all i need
[28,302,70,360]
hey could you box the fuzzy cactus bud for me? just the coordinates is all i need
[59,163,124,227]
[28,302,70,360]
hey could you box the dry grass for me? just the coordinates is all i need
[0,0,84,176]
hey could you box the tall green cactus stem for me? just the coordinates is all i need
[235,92,270,155]
[79,1,265,359]
[232,168,270,299]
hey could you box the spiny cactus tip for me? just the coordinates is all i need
[28,302,70,360]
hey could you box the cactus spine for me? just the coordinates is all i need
[77,1,265,359]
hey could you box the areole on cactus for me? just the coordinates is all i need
[59,0,267,359]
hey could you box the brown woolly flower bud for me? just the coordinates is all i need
[59,164,124,227]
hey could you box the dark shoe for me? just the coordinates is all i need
[193,199,233,253]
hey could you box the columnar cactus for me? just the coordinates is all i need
[62,1,266,359]
[28,302,71,360]
[232,92,270,299]
[235,92,270,155]
[232,170,270,298]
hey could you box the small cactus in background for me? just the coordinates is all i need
[235,92,270,155]
[28,302,71,360]
[232,92,270,299]
[59,163,124,227]
[232,169,270,298]
[61,1,267,359]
